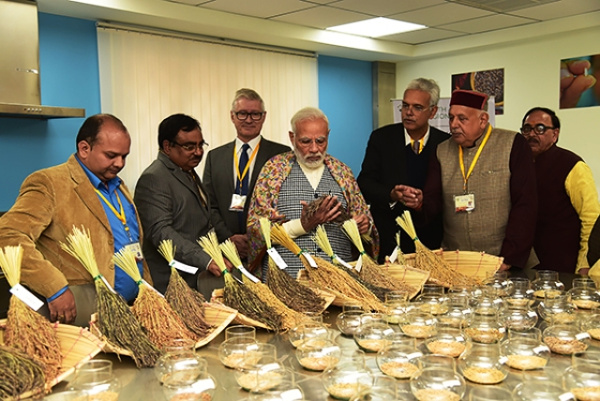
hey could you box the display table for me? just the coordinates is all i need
[49,306,592,400]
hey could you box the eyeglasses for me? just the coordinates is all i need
[401,102,432,113]
[297,136,327,146]
[172,141,209,152]
[234,111,264,121]
[520,124,554,135]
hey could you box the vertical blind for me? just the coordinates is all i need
[97,26,318,189]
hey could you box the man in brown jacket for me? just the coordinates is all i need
[0,114,151,327]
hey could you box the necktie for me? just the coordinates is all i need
[187,171,207,208]
[236,143,251,195]
[412,140,421,155]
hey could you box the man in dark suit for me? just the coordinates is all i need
[203,88,290,252]
[134,114,241,297]
[357,78,450,262]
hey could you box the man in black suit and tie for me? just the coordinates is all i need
[357,78,450,262]
[134,114,242,296]
[203,88,290,255]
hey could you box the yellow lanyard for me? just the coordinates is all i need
[94,188,129,233]
[458,125,492,192]
[234,142,261,183]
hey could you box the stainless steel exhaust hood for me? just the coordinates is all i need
[0,0,85,119]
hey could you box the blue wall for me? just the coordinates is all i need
[318,55,373,176]
[0,13,100,211]
[0,18,373,210]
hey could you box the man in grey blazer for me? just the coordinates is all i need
[203,89,290,253]
[135,114,242,297]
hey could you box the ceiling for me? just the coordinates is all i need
[37,0,600,61]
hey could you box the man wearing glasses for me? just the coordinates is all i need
[521,107,600,280]
[247,107,377,279]
[202,89,289,262]
[398,90,537,274]
[135,113,243,297]
[358,78,449,262]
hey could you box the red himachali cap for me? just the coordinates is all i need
[450,89,488,110]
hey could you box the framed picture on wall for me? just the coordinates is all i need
[560,54,600,109]
[452,68,504,115]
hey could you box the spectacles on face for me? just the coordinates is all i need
[520,124,554,136]
[401,102,432,113]
[234,111,264,121]
[297,136,327,146]
[172,141,209,152]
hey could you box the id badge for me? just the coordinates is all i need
[125,242,144,261]
[454,193,475,213]
[229,194,247,212]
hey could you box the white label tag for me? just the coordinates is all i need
[334,255,353,269]
[101,276,117,294]
[527,311,537,318]
[169,259,199,275]
[267,247,288,269]
[10,283,44,311]
[407,352,423,359]
[303,252,318,268]
[389,247,399,264]
[559,393,575,401]
[355,257,363,273]
[534,345,549,353]
[576,332,591,340]
[142,279,164,297]
[238,265,259,283]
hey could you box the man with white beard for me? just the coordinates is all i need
[246,107,378,278]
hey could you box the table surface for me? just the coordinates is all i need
[49,306,595,401]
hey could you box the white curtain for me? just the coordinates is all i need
[97,25,318,189]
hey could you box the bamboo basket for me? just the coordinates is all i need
[0,319,105,398]
[90,302,237,355]
[403,249,503,286]
[378,264,430,299]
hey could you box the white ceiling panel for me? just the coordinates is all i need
[439,13,535,34]
[510,0,600,19]
[200,0,314,18]
[330,0,445,17]
[388,3,494,27]
[272,6,370,29]
[381,27,465,45]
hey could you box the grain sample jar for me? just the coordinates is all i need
[458,342,508,385]
[424,327,467,358]
[376,334,421,380]
[410,367,465,401]
[542,324,590,355]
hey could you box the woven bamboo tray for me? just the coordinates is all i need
[91,302,237,356]
[380,264,430,298]
[0,319,105,398]
[403,249,503,286]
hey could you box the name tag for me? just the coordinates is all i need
[229,194,247,212]
[454,193,475,213]
[125,242,144,261]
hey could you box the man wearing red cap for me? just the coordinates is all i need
[399,90,537,272]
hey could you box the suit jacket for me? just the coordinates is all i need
[134,152,231,293]
[357,123,450,261]
[203,137,290,235]
[0,154,152,299]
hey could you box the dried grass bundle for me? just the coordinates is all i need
[198,232,281,330]
[113,248,197,348]
[396,211,475,287]
[0,344,46,399]
[158,240,212,338]
[0,245,61,381]
[61,226,161,368]
[220,239,307,331]
[342,220,417,294]
[270,224,384,312]
[259,218,325,313]
[313,225,390,301]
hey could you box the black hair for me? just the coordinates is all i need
[158,114,201,149]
